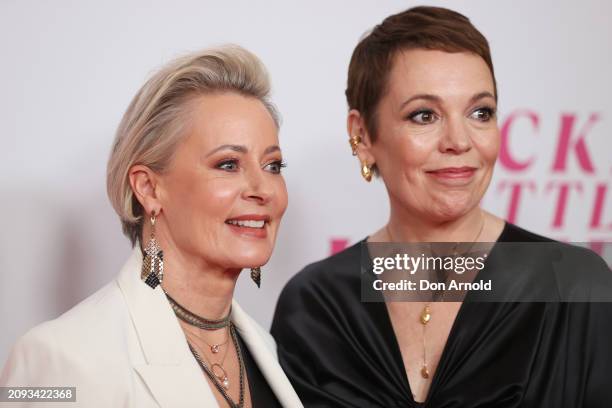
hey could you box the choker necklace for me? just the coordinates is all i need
[165,292,231,330]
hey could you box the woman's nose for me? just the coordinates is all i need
[242,168,273,204]
[439,116,472,154]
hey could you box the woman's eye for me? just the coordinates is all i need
[216,159,239,171]
[264,160,287,174]
[408,110,437,125]
[470,107,495,122]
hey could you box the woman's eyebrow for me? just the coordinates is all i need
[470,91,496,103]
[400,91,496,110]
[264,145,281,154]
[205,144,281,157]
[400,94,441,109]
[205,144,247,157]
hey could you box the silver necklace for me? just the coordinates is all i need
[165,291,231,330]
[164,292,244,406]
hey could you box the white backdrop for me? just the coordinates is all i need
[1,0,611,364]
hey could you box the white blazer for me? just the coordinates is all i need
[0,247,304,408]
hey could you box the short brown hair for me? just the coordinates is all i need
[345,6,497,141]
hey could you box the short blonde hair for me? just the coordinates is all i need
[107,45,279,246]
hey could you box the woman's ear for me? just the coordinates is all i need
[128,164,162,216]
[347,109,376,167]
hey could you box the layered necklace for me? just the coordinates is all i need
[385,213,486,379]
[165,292,245,408]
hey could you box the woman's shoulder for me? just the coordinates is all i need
[1,280,131,382]
[0,281,129,395]
[499,222,556,242]
[31,280,127,344]
[273,240,367,325]
[281,239,365,296]
[498,222,611,300]
[501,222,607,267]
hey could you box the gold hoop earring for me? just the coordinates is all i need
[349,135,361,156]
[361,161,372,182]
[142,212,164,289]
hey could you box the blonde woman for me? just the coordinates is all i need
[1,46,303,408]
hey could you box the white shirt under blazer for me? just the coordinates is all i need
[0,247,304,408]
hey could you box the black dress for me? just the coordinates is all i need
[235,331,283,407]
[271,222,612,407]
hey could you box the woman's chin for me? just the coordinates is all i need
[427,201,476,223]
[232,252,273,270]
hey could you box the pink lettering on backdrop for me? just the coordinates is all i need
[545,181,583,228]
[499,110,539,171]
[590,183,612,230]
[496,110,609,242]
[552,113,599,173]
[330,238,349,255]
[497,181,536,223]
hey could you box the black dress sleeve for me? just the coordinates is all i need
[271,245,415,407]
[271,262,366,408]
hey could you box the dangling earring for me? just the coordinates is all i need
[141,212,164,289]
[361,161,372,182]
[250,267,261,288]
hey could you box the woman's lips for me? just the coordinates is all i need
[426,167,477,185]
[225,215,269,239]
[226,223,268,238]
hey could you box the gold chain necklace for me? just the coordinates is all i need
[186,323,230,354]
[186,329,232,389]
[188,323,245,408]
[419,214,485,378]
[385,213,486,379]
[164,292,244,406]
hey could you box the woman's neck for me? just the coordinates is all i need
[141,227,238,321]
[384,205,485,243]
[161,254,238,321]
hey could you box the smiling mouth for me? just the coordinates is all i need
[225,216,270,239]
[225,219,267,229]
[426,166,477,174]
[424,166,479,186]
[426,166,477,178]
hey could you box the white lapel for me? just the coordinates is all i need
[116,247,217,408]
[232,301,304,408]
[116,246,303,408]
